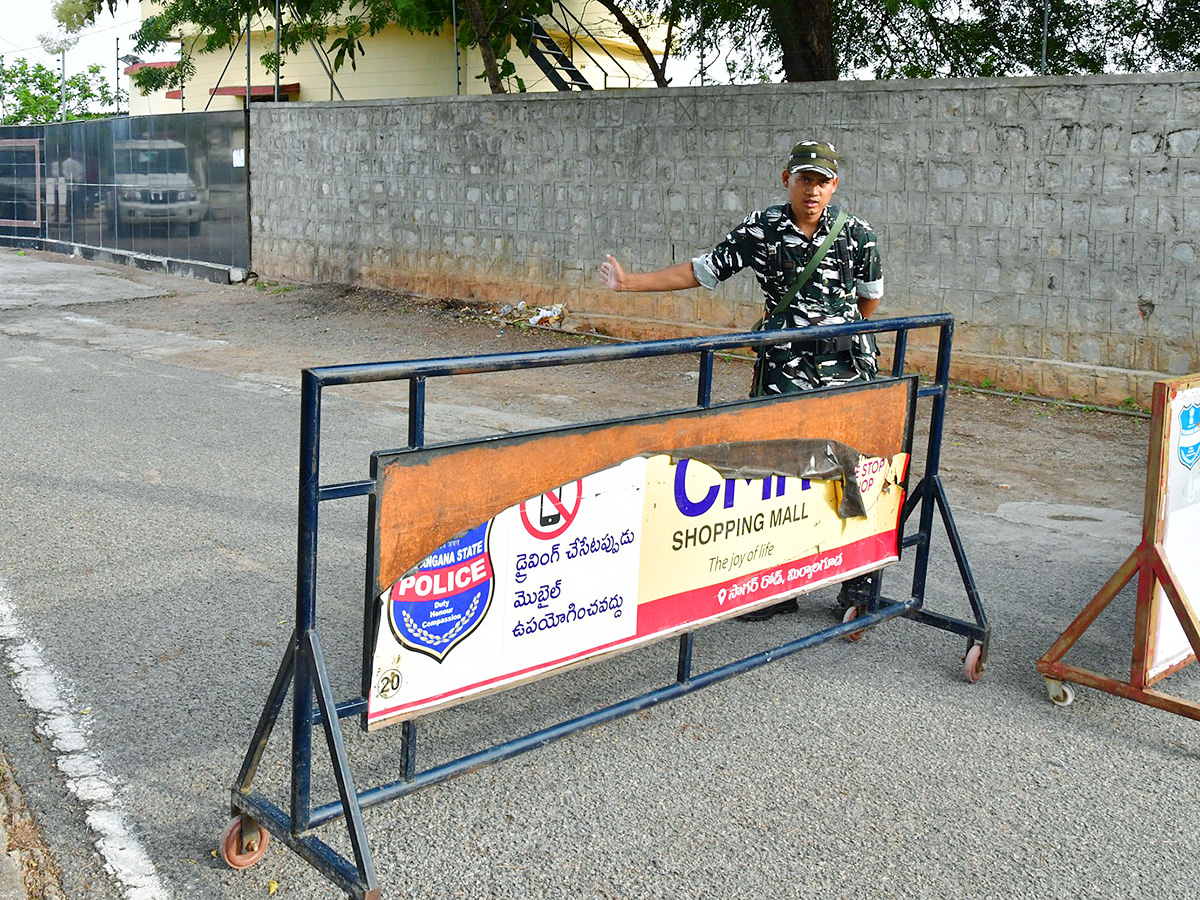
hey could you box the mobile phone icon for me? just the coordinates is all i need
[540,489,562,527]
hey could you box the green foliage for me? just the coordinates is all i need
[127,1,341,94]
[62,0,1200,94]
[619,0,1200,82]
[0,58,122,124]
[52,0,103,32]
[253,279,297,293]
[841,0,1200,77]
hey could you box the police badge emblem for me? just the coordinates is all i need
[387,523,493,662]
[1180,404,1200,470]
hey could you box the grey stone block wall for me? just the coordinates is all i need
[251,74,1200,405]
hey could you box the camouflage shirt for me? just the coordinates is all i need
[693,203,884,393]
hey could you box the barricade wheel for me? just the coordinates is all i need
[841,605,866,642]
[1045,679,1075,708]
[962,644,984,683]
[221,815,270,870]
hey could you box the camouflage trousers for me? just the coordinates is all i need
[750,334,878,397]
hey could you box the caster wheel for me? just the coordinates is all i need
[962,643,984,683]
[221,815,269,870]
[1046,679,1075,707]
[842,605,866,642]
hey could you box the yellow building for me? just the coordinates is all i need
[126,0,665,115]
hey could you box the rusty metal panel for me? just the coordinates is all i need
[373,378,914,596]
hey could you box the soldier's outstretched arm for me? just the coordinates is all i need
[600,255,700,292]
[857,295,880,319]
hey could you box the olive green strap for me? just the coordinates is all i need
[756,208,849,330]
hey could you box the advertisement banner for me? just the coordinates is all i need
[365,448,909,729]
[1150,385,1200,677]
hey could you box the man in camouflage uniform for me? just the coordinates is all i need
[600,139,882,391]
[599,139,884,620]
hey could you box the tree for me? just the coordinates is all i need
[593,0,675,87]
[67,0,1200,95]
[0,58,122,124]
[766,0,836,81]
[70,0,551,96]
[607,0,1200,82]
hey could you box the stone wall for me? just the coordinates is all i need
[250,74,1200,406]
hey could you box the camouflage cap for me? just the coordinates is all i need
[787,140,839,179]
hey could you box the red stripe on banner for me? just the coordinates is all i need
[634,530,900,637]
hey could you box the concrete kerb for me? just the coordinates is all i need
[0,747,63,900]
[0,757,22,900]
[40,240,247,286]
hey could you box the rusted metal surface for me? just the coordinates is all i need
[1038,372,1200,717]
[373,378,914,595]
[1038,658,1200,723]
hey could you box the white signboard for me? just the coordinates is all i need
[365,451,908,729]
[1150,385,1200,677]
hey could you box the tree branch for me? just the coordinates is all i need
[594,0,669,85]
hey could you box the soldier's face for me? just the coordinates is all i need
[784,169,838,228]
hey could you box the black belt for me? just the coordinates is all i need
[789,335,855,358]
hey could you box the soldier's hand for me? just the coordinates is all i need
[599,254,627,291]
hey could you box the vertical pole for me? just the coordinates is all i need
[451,0,461,95]
[911,322,954,602]
[244,96,252,273]
[696,349,713,408]
[890,328,908,378]
[1132,381,1173,687]
[180,38,185,111]
[292,370,322,829]
[1130,554,1154,689]
[402,720,418,781]
[115,39,119,115]
[246,13,253,109]
[408,378,426,448]
[1041,0,1050,75]
[60,51,66,122]
[274,0,281,102]
[676,633,694,683]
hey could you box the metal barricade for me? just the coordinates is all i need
[222,313,988,899]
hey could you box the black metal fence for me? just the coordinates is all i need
[0,111,250,273]
[0,126,43,243]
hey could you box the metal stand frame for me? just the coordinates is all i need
[225,313,988,899]
[1037,374,1200,718]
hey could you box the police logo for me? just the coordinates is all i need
[1180,404,1200,470]
[387,522,493,662]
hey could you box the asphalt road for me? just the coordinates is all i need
[0,249,1197,900]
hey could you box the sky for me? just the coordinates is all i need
[0,0,154,84]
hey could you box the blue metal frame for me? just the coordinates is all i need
[228,313,988,899]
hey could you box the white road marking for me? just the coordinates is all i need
[0,578,170,900]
